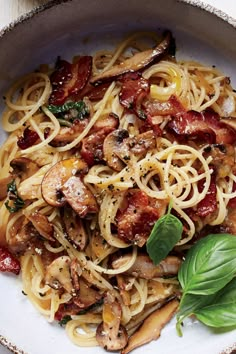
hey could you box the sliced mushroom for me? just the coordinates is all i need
[7,216,38,254]
[96,295,128,351]
[70,259,103,308]
[128,130,156,157]
[10,157,39,180]
[121,299,179,354]
[41,158,88,207]
[103,129,129,171]
[26,211,54,242]
[61,176,98,217]
[0,175,13,201]
[45,256,73,294]
[62,207,88,250]
[112,254,181,279]
[73,277,103,308]
[90,31,172,86]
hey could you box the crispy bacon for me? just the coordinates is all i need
[167,110,236,145]
[49,57,92,105]
[17,127,39,150]
[228,181,236,208]
[117,190,159,247]
[0,247,20,275]
[81,127,115,166]
[144,95,185,117]
[118,72,150,119]
[196,172,217,217]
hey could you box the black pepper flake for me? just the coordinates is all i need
[108,184,115,191]
[39,292,46,297]
[123,155,130,161]
[120,177,124,182]
[22,290,27,296]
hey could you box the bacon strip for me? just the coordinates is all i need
[49,56,92,105]
[17,127,39,150]
[167,110,236,145]
[117,190,159,247]
[119,72,150,119]
[0,247,21,275]
[196,172,217,217]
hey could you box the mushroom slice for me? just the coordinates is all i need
[26,211,54,242]
[61,176,98,217]
[10,157,39,180]
[128,130,156,157]
[0,175,13,201]
[41,158,88,207]
[73,277,103,309]
[45,256,73,294]
[103,129,129,171]
[96,295,128,351]
[121,299,179,354]
[70,259,103,308]
[90,31,172,86]
[112,254,181,279]
[62,207,88,250]
[7,216,38,254]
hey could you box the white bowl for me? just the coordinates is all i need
[0,1,236,353]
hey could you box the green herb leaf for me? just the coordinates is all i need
[146,203,183,265]
[176,292,217,336]
[194,277,236,328]
[47,101,89,121]
[178,234,236,296]
[5,180,25,213]
[59,315,72,326]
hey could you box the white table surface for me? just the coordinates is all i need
[0,0,236,353]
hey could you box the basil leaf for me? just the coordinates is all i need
[176,292,217,336]
[5,180,25,213]
[178,234,236,296]
[59,315,72,326]
[146,206,183,265]
[47,101,89,120]
[195,277,236,327]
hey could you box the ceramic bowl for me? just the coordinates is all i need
[0,1,236,353]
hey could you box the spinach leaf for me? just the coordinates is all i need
[195,277,236,328]
[146,203,183,265]
[47,101,89,120]
[178,234,236,296]
[5,180,25,213]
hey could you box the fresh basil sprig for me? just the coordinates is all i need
[178,234,236,296]
[176,233,236,335]
[146,202,183,265]
[195,277,236,328]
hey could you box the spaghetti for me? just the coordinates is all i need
[0,30,236,353]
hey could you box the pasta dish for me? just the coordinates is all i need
[0,30,236,353]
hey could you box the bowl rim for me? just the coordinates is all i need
[0,0,236,353]
[0,0,236,40]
